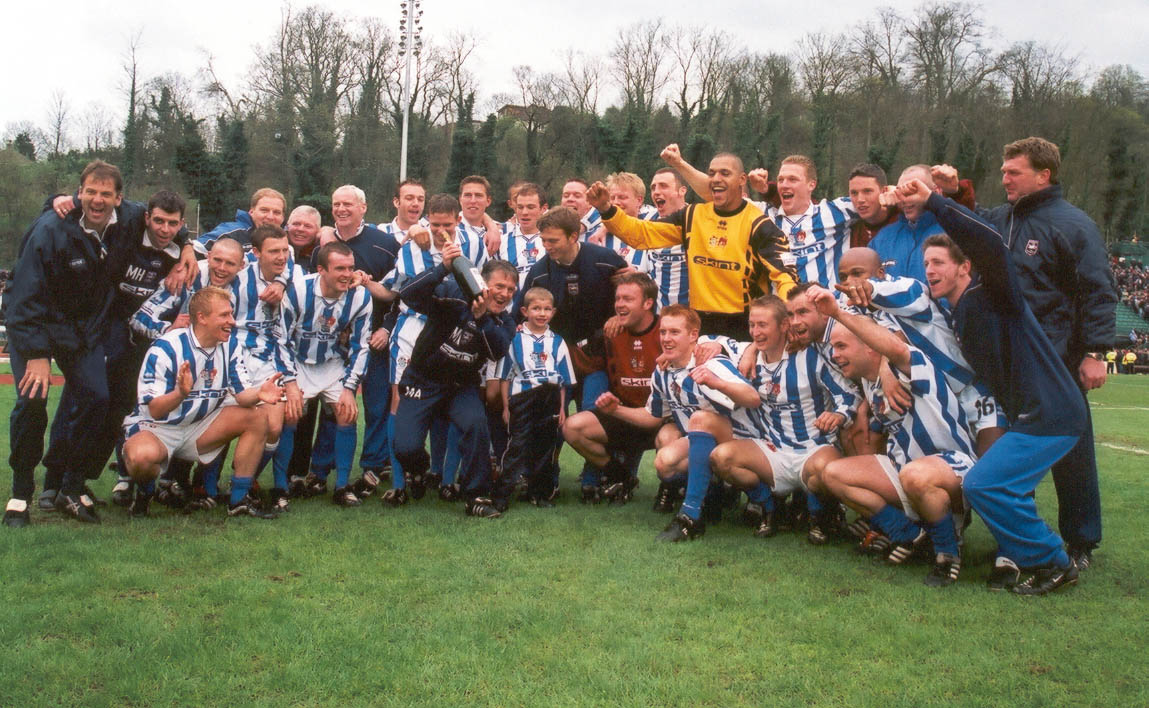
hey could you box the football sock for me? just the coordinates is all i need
[430,416,447,475]
[273,425,297,491]
[747,483,774,509]
[928,513,960,556]
[335,425,356,489]
[388,416,405,490]
[229,476,253,506]
[203,456,223,498]
[806,492,823,516]
[580,461,601,488]
[872,505,921,543]
[681,431,717,521]
[443,423,461,485]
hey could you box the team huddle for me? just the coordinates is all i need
[3,134,1116,596]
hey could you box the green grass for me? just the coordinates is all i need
[0,373,1147,706]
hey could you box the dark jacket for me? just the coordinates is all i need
[978,185,1117,363]
[927,193,1086,438]
[195,209,254,255]
[8,204,142,359]
[399,264,515,386]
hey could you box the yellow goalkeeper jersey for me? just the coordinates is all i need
[602,201,797,314]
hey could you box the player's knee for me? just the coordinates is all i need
[899,467,928,497]
[123,444,158,484]
[687,409,721,434]
[709,443,734,476]
[822,459,846,488]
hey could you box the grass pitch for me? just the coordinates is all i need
[0,373,1146,706]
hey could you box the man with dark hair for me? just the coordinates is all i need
[889,178,1094,594]
[846,164,897,248]
[385,180,428,245]
[392,248,518,518]
[275,241,373,508]
[6,161,129,524]
[933,137,1117,570]
[458,175,501,262]
[521,207,628,411]
[195,187,288,255]
[498,183,549,285]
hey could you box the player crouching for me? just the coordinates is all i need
[812,285,976,587]
[121,287,284,519]
[643,306,762,542]
[710,295,858,542]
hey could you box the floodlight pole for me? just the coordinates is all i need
[398,0,423,182]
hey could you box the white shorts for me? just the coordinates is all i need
[958,384,1006,435]
[298,359,349,405]
[483,359,503,382]
[877,450,976,521]
[752,440,821,495]
[126,410,227,466]
[241,350,280,388]
[389,311,426,384]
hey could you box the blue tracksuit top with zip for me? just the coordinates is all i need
[924,193,1085,438]
[398,263,516,387]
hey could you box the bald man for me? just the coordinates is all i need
[836,246,1006,455]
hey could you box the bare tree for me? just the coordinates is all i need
[850,7,906,89]
[46,91,71,156]
[999,41,1081,109]
[439,31,479,121]
[669,25,734,124]
[610,20,670,114]
[79,102,115,152]
[121,29,144,181]
[798,33,852,99]
[903,2,999,109]
[557,50,602,115]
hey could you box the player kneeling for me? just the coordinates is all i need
[644,306,762,542]
[710,295,858,542]
[121,287,284,519]
[810,286,976,587]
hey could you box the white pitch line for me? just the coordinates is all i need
[1090,406,1149,411]
[1099,442,1149,456]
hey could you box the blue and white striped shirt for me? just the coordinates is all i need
[497,225,545,288]
[497,327,576,396]
[457,220,491,267]
[233,262,305,370]
[765,197,857,287]
[864,347,975,469]
[648,354,758,436]
[129,327,247,426]
[751,345,859,451]
[281,274,373,390]
[644,245,689,311]
[130,261,239,341]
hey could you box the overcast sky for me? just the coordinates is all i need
[5,0,1148,141]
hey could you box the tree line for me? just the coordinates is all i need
[2,1,1148,266]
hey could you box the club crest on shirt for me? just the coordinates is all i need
[201,363,217,388]
[524,245,540,262]
[321,315,337,334]
[530,351,549,367]
[1025,239,1039,256]
[708,235,728,248]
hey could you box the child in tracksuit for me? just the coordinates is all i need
[497,287,576,507]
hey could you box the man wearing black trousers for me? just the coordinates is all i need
[391,247,517,518]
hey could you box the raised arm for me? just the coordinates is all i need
[660,143,712,202]
[587,181,687,250]
[808,284,912,374]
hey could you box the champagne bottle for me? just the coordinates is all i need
[451,254,485,302]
